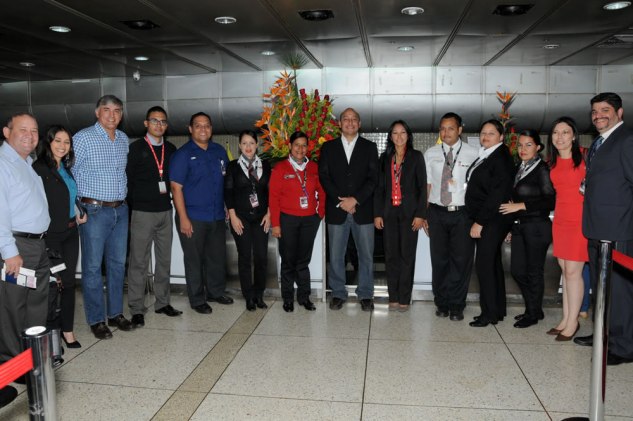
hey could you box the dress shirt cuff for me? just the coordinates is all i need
[0,242,19,261]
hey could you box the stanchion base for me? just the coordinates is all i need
[561,418,589,421]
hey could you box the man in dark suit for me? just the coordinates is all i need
[576,92,633,365]
[319,108,379,311]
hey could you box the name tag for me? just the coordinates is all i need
[158,181,167,194]
[249,193,259,208]
[448,178,458,193]
[299,196,309,209]
[50,263,67,274]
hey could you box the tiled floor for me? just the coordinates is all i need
[1,293,632,421]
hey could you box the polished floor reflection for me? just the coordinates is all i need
[1,292,632,421]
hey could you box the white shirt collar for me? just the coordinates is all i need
[478,142,503,159]
[289,156,308,171]
[600,120,624,141]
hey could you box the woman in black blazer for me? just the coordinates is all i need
[499,130,555,328]
[33,125,86,348]
[225,130,271,311]
[465,119,515,327]
[374,120,427,311]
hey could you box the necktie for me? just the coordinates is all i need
[440,147,453,206]
[248,163,258,183]
[587,135,604,168]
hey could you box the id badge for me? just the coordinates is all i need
[158,181,168,194]
[299,196,309,209]
[579,179,586,196]
[249,192,259,208]
[447,178,458,193]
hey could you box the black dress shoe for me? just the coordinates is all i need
[90,322,113,339]
[514,316,538,328]
[108,314,134,331]
[254,297,268,309]
[449,311,464,321]
[329,297,345,310]
[208,295,234,305]
[469,318,498,327]
[0,385,17,408]
[246,299,256,312]
[514,313,545,321]
[435,309,449,317]
[283,301,294,312]
[574,334,593,347]
[131,314,145,328]
[155,305,183,317]
[299,300,316,311]
[193,303,213,314]
[62,336,82,349]
[360,299,374,312]
[474,314,504,322]
[607,352,633,366]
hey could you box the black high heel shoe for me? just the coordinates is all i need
[246,299,256,312]
[283,301,294,312]
[62,335,82,349]
[254,297,268,309]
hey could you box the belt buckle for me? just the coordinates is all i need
[447,205,457,212]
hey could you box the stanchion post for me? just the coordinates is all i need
[21,326,57,420]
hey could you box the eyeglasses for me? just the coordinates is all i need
[148,118,168,126]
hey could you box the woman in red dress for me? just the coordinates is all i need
[547,116,588,341]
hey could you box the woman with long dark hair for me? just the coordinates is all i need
[374,120,427,311]
[499,129,555,328]
[546,116,587,341]
[465,119,515,327]
[33,125,86,348]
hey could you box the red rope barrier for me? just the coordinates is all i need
[0,348,33,388]
[613,250,633,272]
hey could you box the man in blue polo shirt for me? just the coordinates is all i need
[170,112,233,314]
[72,95,134,339]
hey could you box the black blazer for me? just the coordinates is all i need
[318,136,379,224]
[374,149,427,220]
[224,158,271,220]
[465,144,515,226]
[511,160,555,221]
[32,160,73,233]
[583,124,633,241]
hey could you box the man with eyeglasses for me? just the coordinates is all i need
[126,106,182,328]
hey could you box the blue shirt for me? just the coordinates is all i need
[58,165,77,218]
[170,140,228,222]
[0,142,51,259]
[71,122,128,201]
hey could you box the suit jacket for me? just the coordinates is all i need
[583,124,633,241]
[511,160,555,221]
[374,149,427,220]
[224,158,271,221]
[318,136,378,224]
[465,144,515,226]
[32,160,72,233]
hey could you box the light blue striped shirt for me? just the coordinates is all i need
[0,142,50,259]
[72,122,128,201]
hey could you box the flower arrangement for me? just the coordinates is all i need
[496,91,519,162]
[256,71,339,162]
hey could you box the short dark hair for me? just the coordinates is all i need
[37,125,74,170]
[479,119,504,136]
[339,108,360,122]
[5,112,36,129]
[440,112,463,128]
[189,112,212,127]
[145,106,167,120]
[385,120,414,157]
[590,92,622,111]
[547,116,582,169]
[289,130,308,144]
[96,95,123,109]
[518,129,543,149]
[238,129,259,144]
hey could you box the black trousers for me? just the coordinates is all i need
[230,213,268,300]
[383,206,419,305]
[176,218,226,307]
[428,206,474,312]
[510,220,551,319]
[588,238,633,358]
[278,213,320,303]
[475,221,511,322]
[45,226,80,333]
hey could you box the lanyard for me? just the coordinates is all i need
[291,162,309,197]
[465,157,485,183]
[441,143,462,177]
[392,155,404,186]
[144,136,165,179]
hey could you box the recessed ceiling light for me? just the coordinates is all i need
[543,44,560,49]
[401,7,425,15]
[603,1,631,10]
[261,50,275,56]
[49,25,71,33]
[214,16,237,24]
[492,4,534,16]
[19,62,35,67]
[121,20,159,30]
[134,56,149,61]
[298,10,335,21]
[397,46,415,52]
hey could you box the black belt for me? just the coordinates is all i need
[430,203,465,212]
[12,231,47,239]
[80,197,124,208]
[514,217,549,225]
